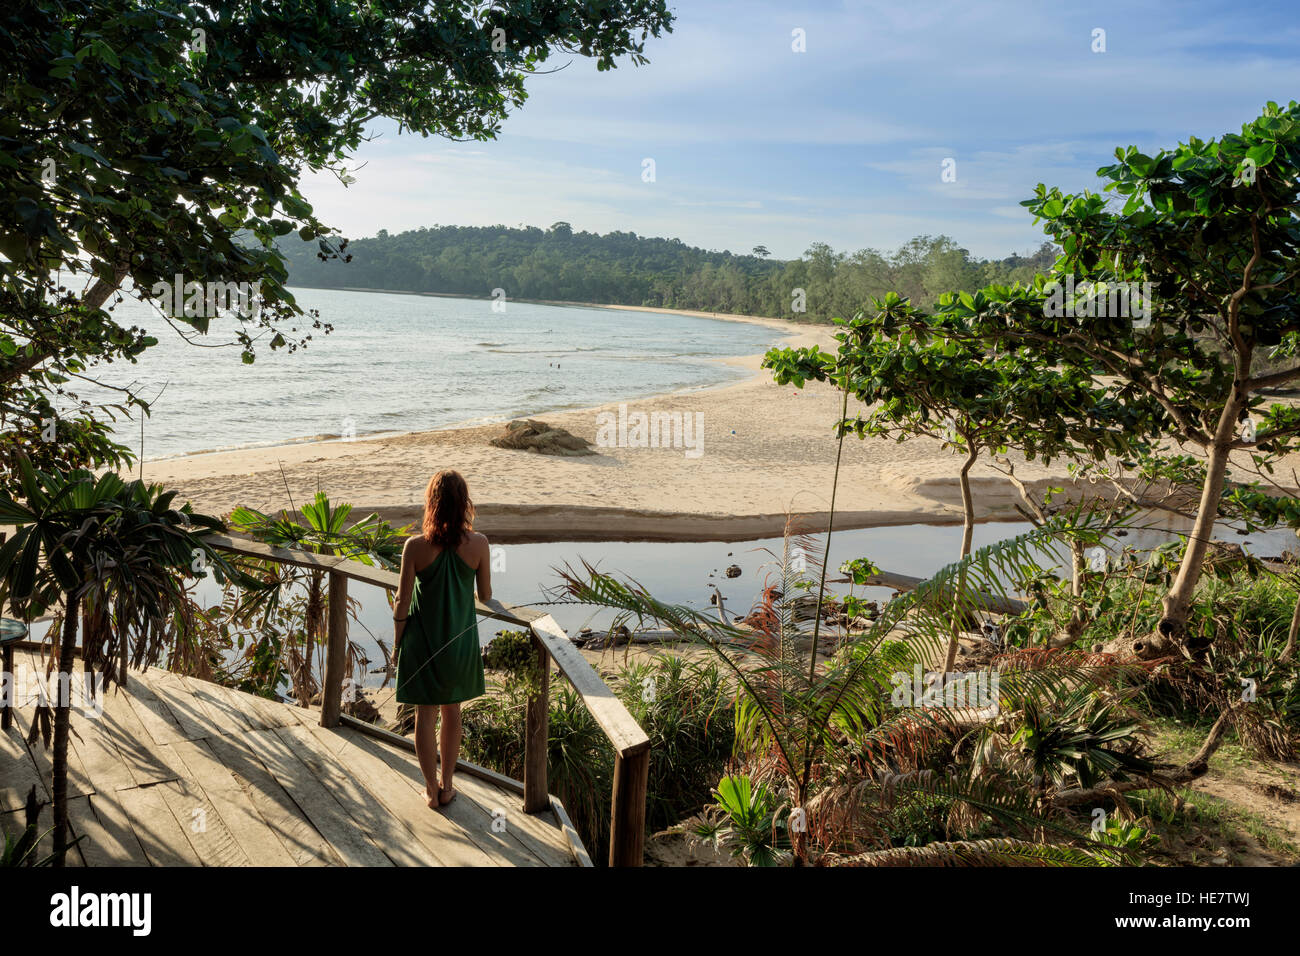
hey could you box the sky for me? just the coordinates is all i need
[298,0,1300,262]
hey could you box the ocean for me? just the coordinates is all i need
[75,288,779,461]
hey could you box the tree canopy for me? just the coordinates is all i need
[805,101,1300,646]
[278,223,1060,321]
[0,0,674,478]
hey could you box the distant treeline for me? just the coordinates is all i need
[280,222,1059,322]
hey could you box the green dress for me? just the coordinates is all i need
[395,548,485,705]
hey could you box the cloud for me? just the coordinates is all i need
[291,0,1300,261]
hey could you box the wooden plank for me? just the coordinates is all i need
[532,614,650,756]
[177,675,257,733]
[205,533,389,583]
[119,670,190,745]
[138,670,225,740]
[68,703,137,794]
[116,783,202,866]
[281,701,355,749]
[477,596,546,626]
[0,721,48,811]
[446,771,572,867]
[236,727,392,867]
[338,715,526,795]
[276,724,443,866]
[12,705,95,801]
[204,682,274,731]
[1,795,87,866]
[94,685,183,788]
[347,729,572,867]
[279,699,327,729]
[8,647,97,714]
[163,737,296,867]
[551,795,593,867]
[7,646,44,707]
[204,535,537,627]
[66,789,149,867]
[155,777,253,867]
[203,733,338,867]
[311,725,502,867]
[219,684,297,731]
[311,720,352,754]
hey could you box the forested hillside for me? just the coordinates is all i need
[281,222,1058,322]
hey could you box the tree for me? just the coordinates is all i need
[894,102,1300,649]
[752,245,770,258]
[0,457,242,865]
[0,0,674,471]
[274,225,1058,323]
[765,297,1159,670]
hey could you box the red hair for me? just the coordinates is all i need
[422,470,474,548]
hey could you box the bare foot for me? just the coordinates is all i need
[438,786,457,807]
[424,788,438,809]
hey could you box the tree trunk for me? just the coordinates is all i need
[1283,591,1299,665]
[52,592,80,866]
[791,779,807,866]
[1070,540,1085,598]
[1159,392,1244,638]
[1284,529,1300,665]
[942,444,979,674]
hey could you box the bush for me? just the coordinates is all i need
[1006,562,1300,760]
[461,653,736,864]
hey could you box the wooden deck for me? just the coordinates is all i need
[0,646,584,867]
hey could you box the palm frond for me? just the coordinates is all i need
[821,838,1115,867]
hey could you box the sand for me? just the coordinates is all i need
[139,303,1270,543]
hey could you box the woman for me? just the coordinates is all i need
[393,470,491,809]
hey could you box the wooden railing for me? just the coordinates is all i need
[204,533,651,866]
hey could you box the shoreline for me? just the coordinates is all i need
[294,284,805,337]
[142,294,802,465]
[139,296,1087,543]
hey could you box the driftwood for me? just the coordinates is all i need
[829,571,1028,615]
[489,419,595,456]
[575,626,715,648]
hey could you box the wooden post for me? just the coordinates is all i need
[609,745,650,866]
[1,641,13,731]
[522,630,550,813]
[320,570,348,728]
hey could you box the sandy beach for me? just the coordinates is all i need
[138,303,1091,542]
